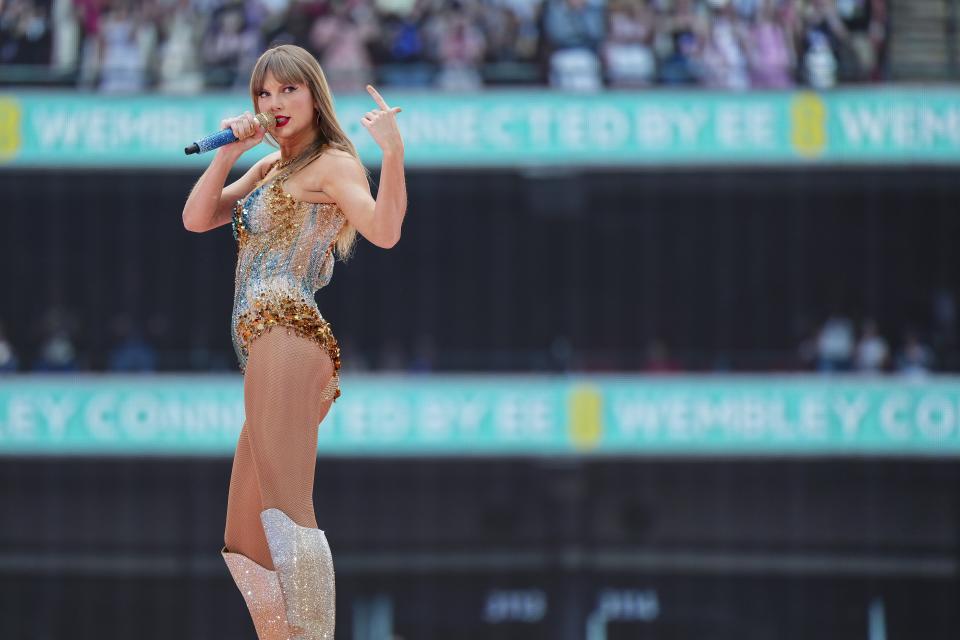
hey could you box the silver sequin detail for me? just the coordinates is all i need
[231,170,345,374]
[260,508,336,640]
[221,545,297,640]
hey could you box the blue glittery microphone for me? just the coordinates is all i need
[184,112,277,155]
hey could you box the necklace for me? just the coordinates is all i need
[275,156,295,171]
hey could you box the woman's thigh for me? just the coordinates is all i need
[242,326,335,512]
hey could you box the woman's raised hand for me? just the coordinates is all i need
[360,85,403,155]
[218,111,267,155]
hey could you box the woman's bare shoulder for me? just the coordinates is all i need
[304,148,363,184]
[258,150,283,178]
[326,147,355,158]
[321,148,363,172]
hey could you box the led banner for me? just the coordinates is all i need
[0,88,958,168]
[0,374,958,456]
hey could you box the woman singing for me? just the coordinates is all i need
[181,44,406,639]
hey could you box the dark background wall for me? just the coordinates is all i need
[3,168,959,372]
[3,167,959,639]
[1,456,957,640]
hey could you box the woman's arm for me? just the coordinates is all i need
[376,148,407,246]
[182,114,274,233]
[321,148,406,249]
[321,84,406,249]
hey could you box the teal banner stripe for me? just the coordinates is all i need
[0,375,958,457]
[1,88,959,168]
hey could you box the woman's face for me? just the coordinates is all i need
[255,71,316,141]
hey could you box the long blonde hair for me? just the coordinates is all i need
[249,44,366,262]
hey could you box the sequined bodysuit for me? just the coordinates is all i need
[231,160,346,401]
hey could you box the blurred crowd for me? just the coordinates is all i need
[0,307,442,374]
[1,289,955,376]
[795,307,952,379]
[632,287,956,377]
[627,309,951,377]
[0,0,887,92]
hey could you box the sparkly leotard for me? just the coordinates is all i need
[231,159,346,401]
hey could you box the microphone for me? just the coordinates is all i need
[184,113,277,155]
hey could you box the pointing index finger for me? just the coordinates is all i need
[366,84,390,111]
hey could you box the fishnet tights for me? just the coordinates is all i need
[223,326,336,571]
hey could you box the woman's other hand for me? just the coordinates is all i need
[360,85,404,155]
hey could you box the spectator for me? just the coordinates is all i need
[377,0,433,86]
[543,0,606,90]
[32,328,80,372]
[107,313,157,372]
[656,0,706,84]
[0,0,52,65]
[815,314,854,372]
[375,0,419,20]
[643,338,682,373]
[74,0,102,88]
[853,318,888,373]
[549,334,574,371]
[896,330,935,378]
[835,0,886,81]
[51,0,80,73]
[931,287,957,359]
[431,0,487,90]
[201,2,258,88]
[700,0,750,90]
[482,0,539,66]
[156,0,205,93]
[97,1,153,93]
[732,0,760,18]
[746,0,794,88]
[801,28,834,88]
[799,0,850,88]
[308,0,378,92]
[384,12,426,64]
[0,321,20,373]
[602,0,657,87]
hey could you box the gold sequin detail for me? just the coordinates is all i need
[265,178,302,248]
[234,178,340,252]
[236,293,342,402]
[232,199,249,246]
[232,163,346,401]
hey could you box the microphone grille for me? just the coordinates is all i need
[256,113,277,129]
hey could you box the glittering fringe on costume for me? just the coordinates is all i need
[236,292,342,402]
[230,164,346,402]
[232,199,250,245]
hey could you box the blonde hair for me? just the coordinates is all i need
[249,44,367,262]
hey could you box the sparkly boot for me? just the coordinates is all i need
[221,545,296,640]
[260,507,336,640]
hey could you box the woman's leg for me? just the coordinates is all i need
[223,325,336,571]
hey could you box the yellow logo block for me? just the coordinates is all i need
[568,385,603,450]
[0,97,22,161]
[790,92,827,158]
